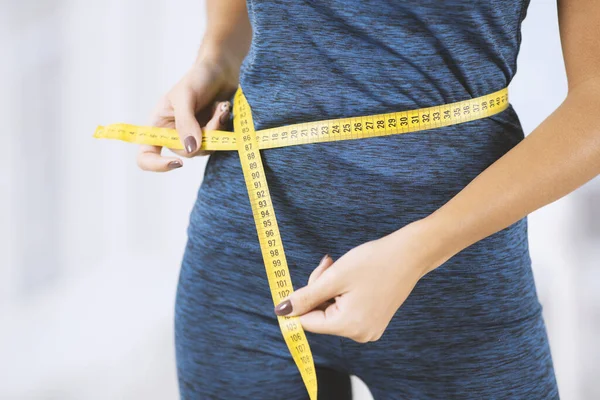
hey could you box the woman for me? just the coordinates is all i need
[138,1,599,398]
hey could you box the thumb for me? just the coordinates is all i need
[205,101,232,132]
[274,263,342,317]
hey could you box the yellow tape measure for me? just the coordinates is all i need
[94,86,509,399]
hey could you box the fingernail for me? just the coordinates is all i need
[184,136,197,153]
[219,101,231,113]
[274,299,292,316]
[319,254,330,267]
[168,160,182,169]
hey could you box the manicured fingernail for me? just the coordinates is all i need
[319,254,330,267]
[274,299,292,316]
[184,136,197,153]
[168,160,182,169]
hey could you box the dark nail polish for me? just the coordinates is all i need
[219,111,230,126]
[184,136,197,153]
[274,299,292,316]
[168,160,182,169]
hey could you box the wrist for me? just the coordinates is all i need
[196,33,249,77]
[388,215,464,276]
[195,44,239,78]
[419,211,471,272]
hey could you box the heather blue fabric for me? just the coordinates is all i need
[175,1,559,398]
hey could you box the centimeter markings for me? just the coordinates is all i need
[255,87,508,148]
[93,123,237,150]
[234,89,318,400]
[94,88,508,152]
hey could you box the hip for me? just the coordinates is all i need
[186,182,536,323]
[182,208,537,328]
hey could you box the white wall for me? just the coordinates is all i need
[1,1,598,399]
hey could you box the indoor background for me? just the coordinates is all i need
[1,0,598,399]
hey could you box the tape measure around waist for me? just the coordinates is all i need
[94,86,509,153]
[94,86,509,400]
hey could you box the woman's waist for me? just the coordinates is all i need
[191,174,531,279]
[203,116,523,208]
[197,152,530,253]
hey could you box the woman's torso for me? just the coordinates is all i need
[191,0,540,325]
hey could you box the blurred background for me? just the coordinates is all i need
[1,0,598,399]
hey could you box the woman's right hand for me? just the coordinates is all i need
[137,58,239,172]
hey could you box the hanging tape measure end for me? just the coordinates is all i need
[93,126,105,138]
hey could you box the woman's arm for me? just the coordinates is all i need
[200,0,252,74]
[275,0,600,342]
[420,0,600,269]
[137,0,251,171]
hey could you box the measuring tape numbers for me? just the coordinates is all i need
[94,86,509,399]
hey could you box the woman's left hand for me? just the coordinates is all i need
[274,218,452,342]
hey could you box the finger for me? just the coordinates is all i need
[168,100,231,158]
[204,101,231,133]
[307,254,336,311]
[314,298,336,312]
[173,93,203,155]
[298,300,346,336]
[137,144,184,172]
[274,262,344,317]
[308,254,334,285]
[187,100,230,157]
[138,100,178,168]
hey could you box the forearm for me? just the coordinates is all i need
[423,79,600,268]
[197,0,252,73]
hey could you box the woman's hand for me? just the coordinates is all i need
[137,57,239,172]
[274,218,452,343]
